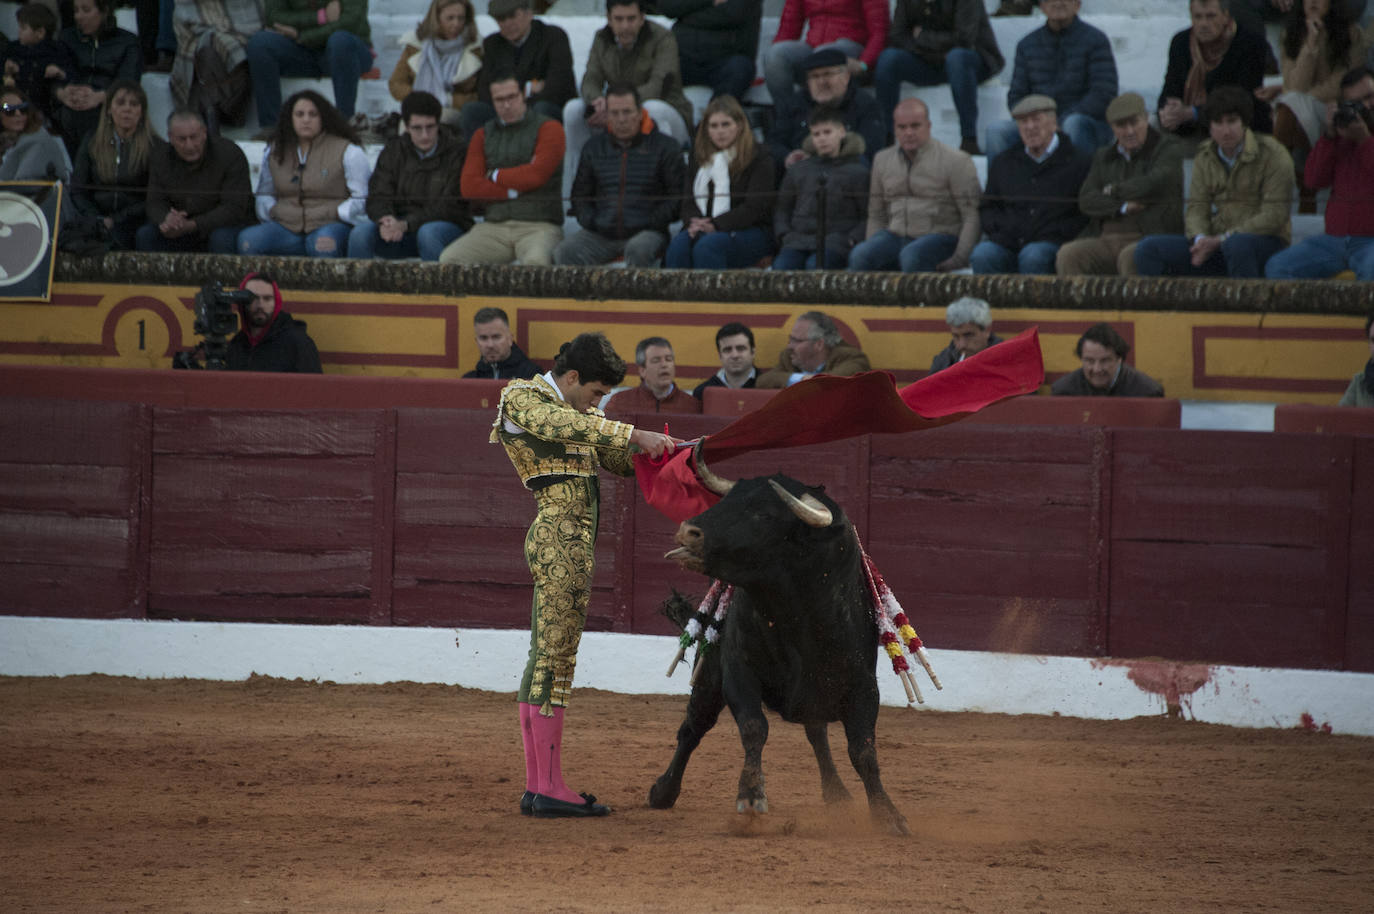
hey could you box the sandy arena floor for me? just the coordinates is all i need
[1,674,1371,913]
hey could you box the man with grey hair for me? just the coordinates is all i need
[758,311,872,388]
[138,109,253,253]
[929,297,1004,374]
[604,336,703,415]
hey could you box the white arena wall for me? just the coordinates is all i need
[2,616,1372,737]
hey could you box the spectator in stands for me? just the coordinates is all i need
[772,105,870,270]
[1266,66,1374,279]
[225,271,324,373]
[1052,323,1163,396]
[1256,0,1369,211]
[763,0,889,114]
[459,0,575,135]
[983,0,1116,161]
[563,0,694,197]
[2,3,73,123]
[238,89,370,258]
[1056,92,1185,276]
[765,47,884,174]
[1157,0,1273,147]
[928,296,1003,373]
[52,0,142,156]
[1135,86,1292,277]
[1338,311,1374,406]
[849,97,980,273]
[246,0,373,133]
[876,0,1003,155]
[168,0,261,135]
[972,95,1092,275]
[693,321,758,397]
[439,73,565,265]
[666,94,776,270]
[554,84,684,267]
[462,306,541,379]
[0,87,69,181]
[348,90,471,261]
[66,79,156,251]
[659,0,762,103]
[605,336,704,415]
[389,0,483,126]
[758,311,870,387]
[138,109,253,253]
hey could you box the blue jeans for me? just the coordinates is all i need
[970,239,1060,274]
[875,47,989,141]
[680,53,756,102]
[246,29,372,127]
[665,227,773,269]
[771,241,851,270]
[347,220,463,261]
[849,230,958,272]
[238,219,352,257]
[1264,234,1374,281]
[984,113,1112,160]
[135,222,241,254]
[1135,233,1287,278]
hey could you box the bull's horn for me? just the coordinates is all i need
[768,479,832,527]
[693,439,735,496]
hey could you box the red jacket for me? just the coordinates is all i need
[773,0,890,68]
[1305,133,1374,237]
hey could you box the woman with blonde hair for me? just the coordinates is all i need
[389,0,483,125]
[68,79,160,250]
[665,95,775,270]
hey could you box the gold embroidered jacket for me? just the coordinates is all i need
[491,376,636,488]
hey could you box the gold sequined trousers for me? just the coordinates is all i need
[518,477,599,713]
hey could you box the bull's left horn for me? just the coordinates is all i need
[768,479,832,527]
[693,440,735,496]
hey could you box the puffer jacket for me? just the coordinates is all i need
[56,22,142,91]
[659,0,762,68]
[1007,16,1116,121]
[366,125,472,229]
[569,114,684,239]
[774,131,870,250]
[69,133,160,228]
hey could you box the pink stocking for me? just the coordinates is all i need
[519,703,538,793]
[527,706,583,804]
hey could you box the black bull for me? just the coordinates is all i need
[655,469,909,836]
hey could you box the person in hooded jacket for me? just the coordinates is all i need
[225,272,323,373]
[771,105,870,270]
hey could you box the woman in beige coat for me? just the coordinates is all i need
[389,0,483,125]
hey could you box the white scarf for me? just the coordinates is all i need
[692,148,734,219]
[414,35,465,102]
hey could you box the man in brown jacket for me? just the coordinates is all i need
[757,311,871,388]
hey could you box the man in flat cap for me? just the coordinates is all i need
[764,47,885,175]
[971,94,1092,274]
[762,0,887,114]
[984,0,1117,160]
[1056,91,1185,275]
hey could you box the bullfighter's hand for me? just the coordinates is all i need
[630,428,678,458]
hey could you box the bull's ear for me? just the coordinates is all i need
[768,479,833,528]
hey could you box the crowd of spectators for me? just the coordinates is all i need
[3,0,1374,281]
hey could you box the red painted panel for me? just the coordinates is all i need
[146,594,373,624]
[154,455,376,501]
[395,408,513,475]
[391,579,619,631]
[1346,439,1374,672]
[0,463,134,514]
[702,387,779,416]
[0,398,139,465]
[962,396,1181,428]
[2,564,136,618]
[870,423,1099,463]
[869,541,1092,604]
[153,409,381,457]
[870,500,1094,552]
[1111,431,1349,548]
[882,592,1098,656]
[1274,404,1374,436]
[1109,540,1339,667]
[395,472,533,527]
[0,512,130,567]
[150,546,373,597]
[394,525,531,582]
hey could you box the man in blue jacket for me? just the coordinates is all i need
[983,0,1117,159]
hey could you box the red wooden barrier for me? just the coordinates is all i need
[1274,404,1374,436]
[964,395,1181,428]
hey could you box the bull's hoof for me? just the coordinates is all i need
[821,781,853,805]
[648,777,680,809]
[737,796,768,814]
[873,805,910,836]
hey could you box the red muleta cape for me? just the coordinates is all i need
[634,327,1045,523]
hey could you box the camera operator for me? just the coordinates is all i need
[226,273,323,373]
[1266,66,1374,281]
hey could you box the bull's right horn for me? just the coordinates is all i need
[768,479,833,528]
[693,439,735,496]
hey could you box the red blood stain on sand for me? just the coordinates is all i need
[1093,659,1213,718]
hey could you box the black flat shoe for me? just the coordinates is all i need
[520,790,534,816]
[531,792,610,818]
